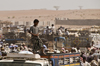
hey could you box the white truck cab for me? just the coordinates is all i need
[0,53,49,66]
[0,59,49,66]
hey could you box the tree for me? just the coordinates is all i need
[54,6,60,10]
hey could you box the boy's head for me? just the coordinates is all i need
[33,19,39,26]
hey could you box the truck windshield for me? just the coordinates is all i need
[0,62,41,66]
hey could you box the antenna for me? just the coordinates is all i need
[79,6,83,10]
[54,6,60,10]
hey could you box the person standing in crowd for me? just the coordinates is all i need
[81,57,91,66]
[43,45,48,55]
[5,46,10,53]
[61,47,65,53]
[0,47,7,56]
[87,52,93,63]
[51,24,55,34]
[20,43,28,51]
[91,55,99,66]
[46,26,50,35]
[29,19,43,53]
[77,47,81,53]
[73,45,78,53]
[43,28,46,35]
[46,26,51,40]
[65,29,69,37]
[57,28,63,36]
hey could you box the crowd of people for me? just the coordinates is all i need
[80,45,100,66]
[42,24,69,37]
[56,44,100,66]
[0,43,32,56]
[0,35,100,66]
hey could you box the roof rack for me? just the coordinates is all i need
[4,53,41,60]
[13,59,26,62]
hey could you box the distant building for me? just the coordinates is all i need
[12,21,55,27]
[55,18,100,26]
[0,20,12,29]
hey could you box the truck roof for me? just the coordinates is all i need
[0,59,48,65]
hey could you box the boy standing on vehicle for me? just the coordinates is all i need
[29,19,42,53]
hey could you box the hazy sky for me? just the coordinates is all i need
[0,0,100,11]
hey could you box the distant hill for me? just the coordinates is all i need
[0,9,100,22]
